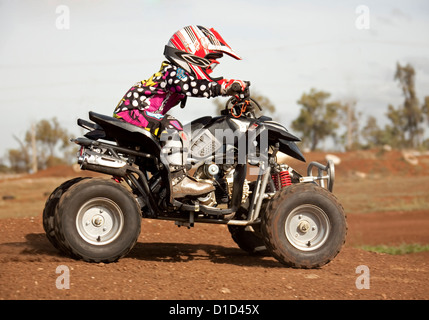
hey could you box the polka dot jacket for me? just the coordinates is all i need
[114,61,222,116]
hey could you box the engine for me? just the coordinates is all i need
[193,163,251,207]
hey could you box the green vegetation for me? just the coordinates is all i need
[359,243,429,255]
[2,117,76,174]
[289,62,429,151]
[291,89,343,151]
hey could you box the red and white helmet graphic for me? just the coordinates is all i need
[164,25,241,80]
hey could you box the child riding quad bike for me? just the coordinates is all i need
[43,26,346,268]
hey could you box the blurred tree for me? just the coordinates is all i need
[361,105,408,149]
[26,118,69,157]
[8,134,31,172]
[422,96,429,124]
[362,63,428,150]
[0,157,9,173]
[24,117,72,170]
[291,88,340,151]
[384,104,407,148]
[422,96,429,149]
[7,149,28,173]
[393,63,424,148]
[6,117,74,173]
[361,115,398,148]
[361,116,382,148]
[338,100,361,151]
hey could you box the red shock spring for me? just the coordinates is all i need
[271,174,279,190]
[279,170,292,187]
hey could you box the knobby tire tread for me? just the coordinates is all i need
[262,183,347,269]
[53,178,141,263]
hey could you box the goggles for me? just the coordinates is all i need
[205,52,223,74]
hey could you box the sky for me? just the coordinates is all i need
[1,0,429,161]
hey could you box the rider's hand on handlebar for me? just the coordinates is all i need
[220,79,250,100]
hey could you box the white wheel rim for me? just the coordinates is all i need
[284,204,330,251]
[76,197,124,245]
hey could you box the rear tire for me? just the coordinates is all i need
[227,185,269,256]
[54,178,141,263]
[228,223,268,256]
[43,177,90,251]
[262,183,347,268]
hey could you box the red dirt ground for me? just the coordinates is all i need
[0,150,428,301]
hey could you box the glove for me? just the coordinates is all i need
[220,79,248,97]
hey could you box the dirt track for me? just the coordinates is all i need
[1,150,428,301]
[0,211,428,300]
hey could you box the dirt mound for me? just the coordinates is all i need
[284,149,429,178]
[1,165,102,182]
[30,165,79,178]
[3,148,429,182]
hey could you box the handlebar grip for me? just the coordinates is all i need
[231,82,242,92]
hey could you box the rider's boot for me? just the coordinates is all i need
[162,130,214,199]
[170,167,215,199]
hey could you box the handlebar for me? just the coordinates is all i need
[223,96,263,118]
[231,82,243,93]
[230,81,251,95]
[221,81,264,118]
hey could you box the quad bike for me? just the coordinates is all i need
[43,85,347,268]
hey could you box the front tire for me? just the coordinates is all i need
[54,178,141,263]
[262,183,347,268]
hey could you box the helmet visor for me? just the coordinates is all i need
[208,28,242,60]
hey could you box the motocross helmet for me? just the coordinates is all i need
[164,25,241,80]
